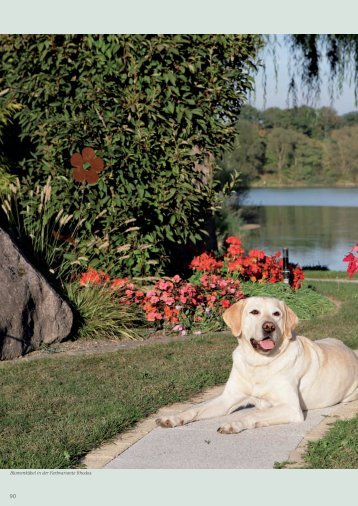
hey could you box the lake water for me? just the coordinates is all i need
[241,187,358,271]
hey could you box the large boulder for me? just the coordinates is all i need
[0,227,73,360]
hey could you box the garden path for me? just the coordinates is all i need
[82,387,358,469]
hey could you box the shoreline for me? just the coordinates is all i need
[249,183,358,189]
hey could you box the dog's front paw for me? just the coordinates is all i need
[217,422,245,434]
[156,415,185,428]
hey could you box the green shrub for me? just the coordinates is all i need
[0,35,261,277]
[0,97,22,193]
[241,282,336,320]
[65,283,145,340]
[0,176,136,283]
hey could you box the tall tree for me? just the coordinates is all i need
[328,125,358,183]
[285,35,358,102]
[0,34,261,277]
[221,119,265,184]
[265,127,298,184]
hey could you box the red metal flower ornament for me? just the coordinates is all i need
[70,147,105,184]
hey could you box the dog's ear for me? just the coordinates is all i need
[283,303,299,338]
[223,299,246,337]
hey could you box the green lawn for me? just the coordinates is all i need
[299,278,358,349]
[297,276,358,469]
[303,417,358,469]
[0,276,357,469]
[303,269,351,280]
[0,333,234,468]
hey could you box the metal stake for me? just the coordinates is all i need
[283,247,290,284]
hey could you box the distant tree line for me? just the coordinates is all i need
[221,105,358,187]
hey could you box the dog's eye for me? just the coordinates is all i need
[273,311,280,317]
[250,309,260,315]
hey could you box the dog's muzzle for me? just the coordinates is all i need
[250,321,276,352]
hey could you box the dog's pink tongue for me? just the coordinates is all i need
[259,339,275,350]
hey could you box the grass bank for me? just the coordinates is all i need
[299,278,358,349]
[303,270,350,280]
[298,276,358,468]
[0,277,357,469]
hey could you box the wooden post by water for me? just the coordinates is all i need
[283,247,290,284]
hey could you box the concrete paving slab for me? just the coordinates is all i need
[105,404,340,469]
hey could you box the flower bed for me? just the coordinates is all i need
[78,236,305,335]
[190,236,304,289]
[80,270,244,334]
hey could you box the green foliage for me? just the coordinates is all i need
[1,177,88,281]
[328,125,358,183]
[214,197,245,244]
[221,104,358,187]
[286,35,358,101]
[0,95,22,193]
[260,106,343,138]
[220,119,265,184]
[65,283,144,340]
[0,34,261,277]
[241,282,336,320]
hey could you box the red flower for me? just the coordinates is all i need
[249,249,265,260]
[190,252,223,273]
[225,236,244,257]
[226,236,242,245]
[79,267,109,286]
[70,147,105,184]
[111,278,129,289]
[343,244,358,279]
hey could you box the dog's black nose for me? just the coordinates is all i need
[262,321,276,333]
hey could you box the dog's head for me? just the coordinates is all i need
[223,296,298,355]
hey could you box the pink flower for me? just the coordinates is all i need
[147,311,162,321]
[162,296,175,305]
[172,324,184,332]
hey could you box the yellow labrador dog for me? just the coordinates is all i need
[156,296,358,434]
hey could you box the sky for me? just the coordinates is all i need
[249,36,358,116]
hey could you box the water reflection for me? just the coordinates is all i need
[243,205,358,271]
[244,187,358,207]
